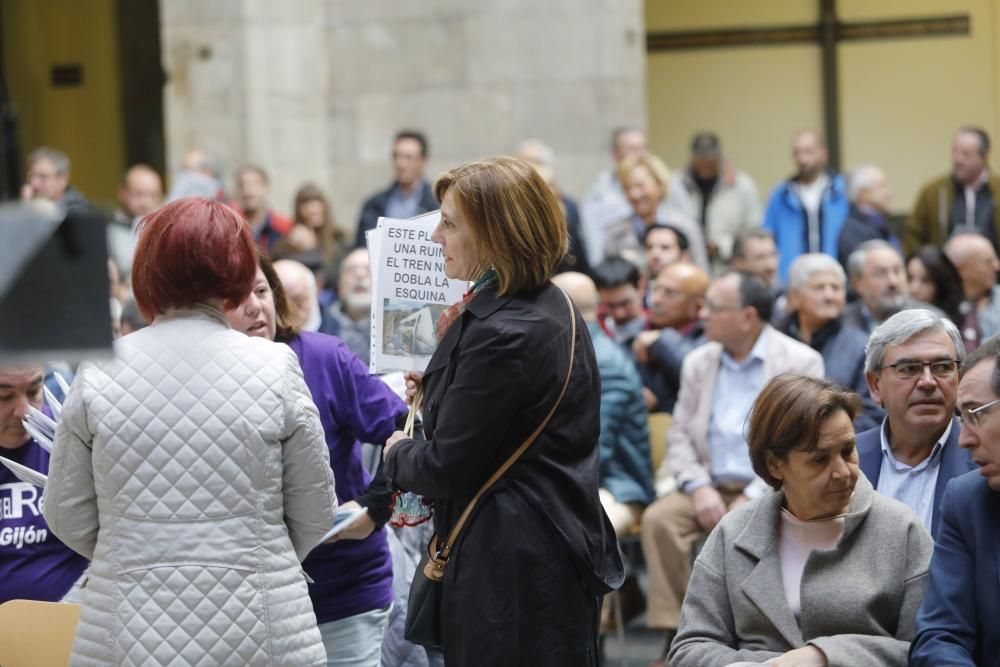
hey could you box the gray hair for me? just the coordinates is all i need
[846,239,900,279]
[847,164,882,203]
[864,308,965,373]
[27,147,70,175]
[787,253,845,291]
[517,138,555,167]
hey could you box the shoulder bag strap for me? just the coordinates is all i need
[436,286,578,562]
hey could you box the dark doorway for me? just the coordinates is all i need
[115,0,166,177]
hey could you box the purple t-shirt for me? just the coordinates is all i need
[289,331,404,624]
[0,439,88,603]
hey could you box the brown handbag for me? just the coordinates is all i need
[403,287,578,648]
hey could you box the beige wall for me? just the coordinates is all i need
[645,0,1000,214]
[3,0,126,207]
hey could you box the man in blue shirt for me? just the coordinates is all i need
[857,309,975,538]
[911,335,1000,666]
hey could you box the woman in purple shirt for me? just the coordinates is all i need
[226,255,406,667]
[0,366,88,603]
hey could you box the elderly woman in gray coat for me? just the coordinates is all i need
[669,374,932,667]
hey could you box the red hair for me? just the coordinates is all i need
[132,197,257,320]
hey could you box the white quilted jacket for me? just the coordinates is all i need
[43,305,337,666]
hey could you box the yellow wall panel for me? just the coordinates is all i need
[3,0,125,207]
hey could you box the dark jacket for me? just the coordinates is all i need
[638,322,705,413]
[589,322,654,506]
[837,204,900,268]
[354,180,438,248]
[781,314,883,431]
[556,194,591,275]
[856,417,975,539]
[841,298,944,336]
[385,283,623,667]
[911,471,1000,666]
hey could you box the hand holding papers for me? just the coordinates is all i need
[367,211,467,374]
[321,505,370,543]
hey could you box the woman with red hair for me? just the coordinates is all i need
[43,197,338,666]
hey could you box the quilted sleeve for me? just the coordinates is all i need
[279,347,338,561]
[42,366,99,559]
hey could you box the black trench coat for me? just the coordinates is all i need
[384,282,623,667]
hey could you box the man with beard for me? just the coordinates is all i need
[843,239,939,334]
[856,309,974,538]
[321,248,374,365]
[906,127,1000,256]
[643,223,691,292]
[763,130,849,284]
[632,262,708,412]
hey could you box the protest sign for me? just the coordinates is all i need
[368,211,467,373]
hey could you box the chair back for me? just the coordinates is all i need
[0,599,80,666]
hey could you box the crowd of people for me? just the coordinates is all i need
[3,123,1000,666]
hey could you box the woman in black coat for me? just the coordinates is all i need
[383,157,623,666]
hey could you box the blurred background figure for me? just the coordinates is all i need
[906,246,965,328]
[274,259,323,333]
[320,248,374,365]
[944,232,1000,351]
[167,148,225,202]
[838,164,899,267]
[516,139,590,275]
[667,132,761,273]
[233,164,292,251]
[21,146,89,210]
[272,183,348,281]
[108,164,163,278]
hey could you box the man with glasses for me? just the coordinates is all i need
[857,309,975,538]
[631,262,708,412]
[640,271,823,663]
[911,335,1000,665]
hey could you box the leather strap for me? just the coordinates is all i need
[430,286,578,569]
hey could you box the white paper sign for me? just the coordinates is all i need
[368,211,467,374]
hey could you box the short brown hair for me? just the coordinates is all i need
[748,374,861,490]
[132,197,257,321]
[434,157,568,296]
[258,253,303,343]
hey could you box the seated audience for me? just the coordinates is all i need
[632,262,708,412]
[0,366,88,604]
[643,223,691,290]
[670,374,933,666]
[553,272,654,535]
[781,253,882,430]
[274,259,322,332]
[858,309,974,537]
[906,245,965,327]
[603,154,708,270]
[729,229,780,290]
[844,240,935,334]
[911,336,1000,665]
[592,256,647,351]
[319,248,373,365]
[640,271,823,662]
[945,232,1000,351]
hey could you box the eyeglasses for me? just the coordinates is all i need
[956,397,1000,427]
[880,359,959,380]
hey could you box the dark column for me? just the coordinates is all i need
[819,0,841,172]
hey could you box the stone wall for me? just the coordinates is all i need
[161,0,645,237]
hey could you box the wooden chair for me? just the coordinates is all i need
[606,412,672,667]
[0,599,80,666]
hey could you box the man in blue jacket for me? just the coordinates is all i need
[856,309,975,538]
[763,130,849,284]
[911,335,1000,666]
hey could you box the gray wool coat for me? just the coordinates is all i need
[668,476,933,667]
